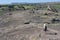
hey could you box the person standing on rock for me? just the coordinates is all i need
[43,23,48,32]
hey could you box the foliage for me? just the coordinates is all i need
[53,4,60,9]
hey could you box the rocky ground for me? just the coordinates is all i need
[0,10,60,40]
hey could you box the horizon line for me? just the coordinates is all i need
[0,1,60,5]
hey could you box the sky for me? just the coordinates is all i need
[0,0,60,4]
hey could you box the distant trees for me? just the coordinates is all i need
[0,3,48,11]
[0,5,1,8]
[8,5,14,11]
[8,5,26,11]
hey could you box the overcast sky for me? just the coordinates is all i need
[0,0,60,4]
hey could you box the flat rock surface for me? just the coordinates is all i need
[0,10,60,40]
[0,23,60,40]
